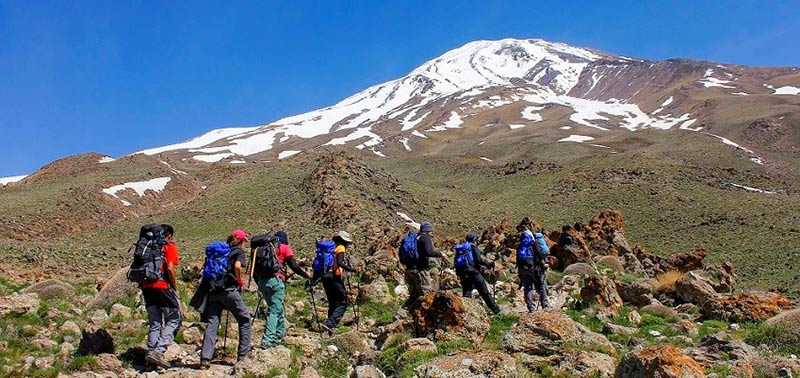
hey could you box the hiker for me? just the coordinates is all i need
[199,230,252,369]
[257,230,312,348]
[401,221,443,308]
[141,224,181,369]
[317,230,357,332]
[454,233,501,315]
[516,224,550,311]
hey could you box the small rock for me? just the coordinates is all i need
[0,292,40,316]
[778,368,793,378]
[233,346,292,378]
[77,327,115,355]
[180,325,203,345]
[300,366,323,378]
[648,330,662,337]
[729,323,740,330]
[110,304,132,320]
[88,309,109,325]
[61,320,82,335]
[627,310,642,326]
[393,285,409,301]
[33,356,55,369]
[401,337,437,353]
[95,353,123,372]
[354,365,386,378]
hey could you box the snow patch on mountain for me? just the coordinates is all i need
[559,135,595,143]
[521,106,544,121]
[102,177,172,200]
[698,69,735,89]
[0,175,28,186]
[704,133,764,165]
[193,153,233,163]
[765,85,800,95]
[726,183,775,194]
[426,112,463,132]
[98,156,115,163]
[138,127,260,156]
[278,150,302,159]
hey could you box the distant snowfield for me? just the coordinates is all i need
[278,150,302,159]
[558,135,595,143]
[773,86,800,95]
[102,177,172,205]
[521,106,544,122]
[480,156,493,162]
[726,183,776,194]
[0,175,28,185]
[98,156,115,163]
[508,124,526,130]
[704,133,765,165]
[193,153,234,163]
[698,69,736,89]
[426,112,463,132]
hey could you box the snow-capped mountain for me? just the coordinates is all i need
[134,38,800,163]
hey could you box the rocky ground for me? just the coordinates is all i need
[0,210,798,377]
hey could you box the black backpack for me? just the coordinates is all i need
[250,234,283,279]
[127,224,167,285]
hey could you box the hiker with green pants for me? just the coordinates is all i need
[257,230,312,348]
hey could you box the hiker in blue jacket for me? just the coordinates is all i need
[455,234,501,314]
[516,223,550,311]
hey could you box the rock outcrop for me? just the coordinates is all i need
[615,345,705,378]
[414,350,518,378]
[503,311,615,355]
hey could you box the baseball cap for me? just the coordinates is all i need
[231,229,249,242]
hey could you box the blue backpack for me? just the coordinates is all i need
[203,241,231,290]
[517,230,535,260]
[313,239,337,276]
[533,232,550,258]
[398,231,419,265]
[453,242,474,268]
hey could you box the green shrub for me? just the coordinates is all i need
[484,313,519,350]
[744,322,800,356]
[68,355,98,372]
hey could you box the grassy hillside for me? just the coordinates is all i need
[1,129,798,295]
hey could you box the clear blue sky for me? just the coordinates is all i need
[1,1,798,177]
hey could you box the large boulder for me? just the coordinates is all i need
[409,290,489,345]
[597,255,625,273]
[565,263,597,276]
[702,291,792,323]
[22,279,76,300]
[586,209,631,256]
[233,345,292,378]
[764,307,800,350]
[552,226,593,269]
[414,350,517,378]
[360,276,392,305]
[0,292,39,316]
[503,311,615,356]
[675,271,718,306]
[580,275,623,315]
[615,345,705,378]
[518,350,616,378]
[88,267,140,310]
[689,332,758,367]
[327,331,369,356]
[77,326,115,356]
[617,278,657,306]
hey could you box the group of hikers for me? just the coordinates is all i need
[126,219,551,370]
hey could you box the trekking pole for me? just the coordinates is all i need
[344,272,360,331]
[221,310,230,356]
[251,291,263,326]
[308,285,323,337]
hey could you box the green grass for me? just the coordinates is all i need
[484,313,519,350]
[744,322,800,356]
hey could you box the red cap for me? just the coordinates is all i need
[231,229,249,242]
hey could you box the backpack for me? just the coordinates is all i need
[398,231,419,265]
[453,242,474,269]
[516,230,535,260]
[127,224,167,285]
[203,241,232,291]
[532,232,550,259]
[250,234,283,279]
[312,239,337,276]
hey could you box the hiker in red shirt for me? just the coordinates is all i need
[141,224,180,369]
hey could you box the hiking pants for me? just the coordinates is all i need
[458,269,501,314]
[142,288,182,354]
[200,289,252,361]
[403,269,434,308]
[322,276,348,329]
[257,276,286,347]
[519,265,549,311]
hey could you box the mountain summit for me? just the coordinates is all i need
[133,38,799,164]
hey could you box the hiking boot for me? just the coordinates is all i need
[319,323,334,336]
[199,360,211,370]
[145,350,170,370]
[237,354,248,363]
[491,308,502,315]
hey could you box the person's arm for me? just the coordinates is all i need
[420,235,442,258]
[163,243,180,289]
[284,256,311,279]
[472,245,492,268]
[336,252,356,273]
[234,250,245,288]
